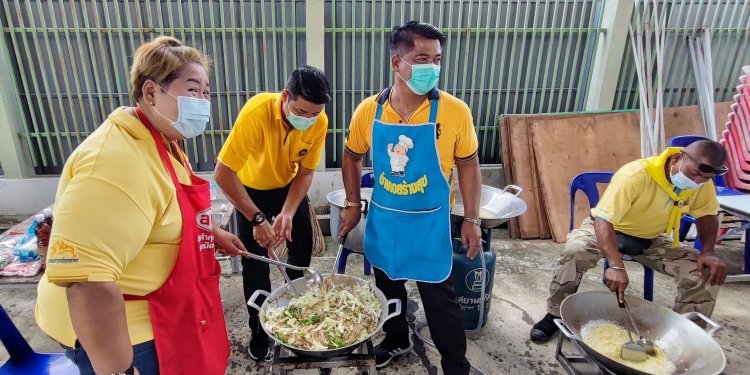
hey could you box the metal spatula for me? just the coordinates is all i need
[622,299,656,355]
[241,249,324,296]
[618,299,649,362]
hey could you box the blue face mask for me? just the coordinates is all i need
[670,158,704,190]
[286,102,319,131]
[397,57,440,95]
[153,85,211,138]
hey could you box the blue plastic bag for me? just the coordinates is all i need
[13,219,39,262]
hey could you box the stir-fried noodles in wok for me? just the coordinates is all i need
[262,281,381,350]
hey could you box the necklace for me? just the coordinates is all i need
[390,86,426,123]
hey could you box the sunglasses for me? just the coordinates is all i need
[680,151,729,176]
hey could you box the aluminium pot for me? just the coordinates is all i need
[327,188,372,253]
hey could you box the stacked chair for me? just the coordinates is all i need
[714,65,750,275]
[721,66,750,192]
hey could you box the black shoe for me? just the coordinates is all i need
[374,340,413,368]
[248,336,272,362]
[530,313,560,343]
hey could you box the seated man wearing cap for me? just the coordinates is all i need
[530,140,729,343]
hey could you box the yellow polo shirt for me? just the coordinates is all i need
[591,160,719,239]
[36,107,190,347]
[217,93,328,190]
[345,89,479,179]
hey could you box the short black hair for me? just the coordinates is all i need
[286,65,332,105]
[685,140,728,168]
[389,21,446,54]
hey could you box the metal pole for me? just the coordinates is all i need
[584,0,635,111]
[306,0,326,170]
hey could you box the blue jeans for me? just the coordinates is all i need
[64,340,160,375]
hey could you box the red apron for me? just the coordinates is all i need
[124,108,230,374]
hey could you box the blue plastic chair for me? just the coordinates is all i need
[0,304,78,374]
[668,135,744,248]
[335,172,373,275]
[570,172,654,301]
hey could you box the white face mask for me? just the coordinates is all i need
[152,84,211,138]
[670,158,704,190]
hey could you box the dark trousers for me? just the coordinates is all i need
[374,268,470,375]
[237,184,313,344]
[64,340,159,375]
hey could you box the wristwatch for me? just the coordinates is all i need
[250,211,266,226]
[344,198,362,208]
[464,217,482,226]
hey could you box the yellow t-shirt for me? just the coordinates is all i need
[344,89,479,179]
[35,107,191,347]
[591,160,719,239]
[217,93,328,190]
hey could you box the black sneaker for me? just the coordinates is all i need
[530,313,560,343]
[248,337,272,362]
[374,340,413,368]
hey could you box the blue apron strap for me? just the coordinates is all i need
[374,87,392,122]
[427,87,440,123]
[428,99,439,124]
[375,104,384,121]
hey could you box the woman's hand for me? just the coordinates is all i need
[214,227,249,257]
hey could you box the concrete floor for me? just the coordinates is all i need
[2,230,748,375]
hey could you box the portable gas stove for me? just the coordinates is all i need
[269,339,376,375]
[555,332,615,375]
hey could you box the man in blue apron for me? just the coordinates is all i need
[339,21,483,374]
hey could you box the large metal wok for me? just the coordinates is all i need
[247,273,401,358]
[554,291,725,375]
[452,184,528,228]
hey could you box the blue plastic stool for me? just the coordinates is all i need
[335,247,372,275]
[334,172,373,275]
[0,304,79,374]
[570,172,655,301]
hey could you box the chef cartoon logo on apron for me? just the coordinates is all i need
[364,87,453,283]
[388,135,413,177]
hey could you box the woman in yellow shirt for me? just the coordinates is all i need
[35,36,246,375]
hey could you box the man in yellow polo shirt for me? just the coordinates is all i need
[338,22,482,374]
[530,140,729,343]
[214,65,331,361]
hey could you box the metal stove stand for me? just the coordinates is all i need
[270,339,377,375]
[555,332,615,375]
